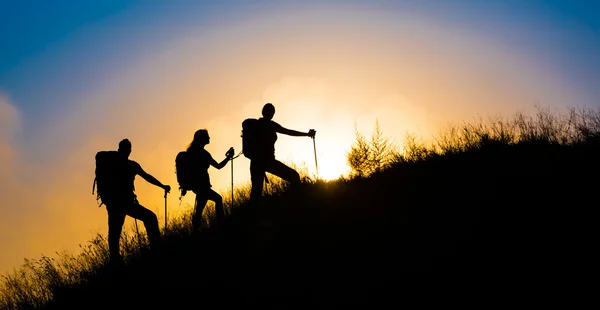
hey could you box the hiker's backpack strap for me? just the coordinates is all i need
[91,177,103,208]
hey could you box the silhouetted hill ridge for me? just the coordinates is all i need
[3,129,597,309]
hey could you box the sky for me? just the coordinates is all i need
[1,0,599,276]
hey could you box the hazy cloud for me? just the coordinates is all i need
[0,94,19,168]
[0,93,31,274]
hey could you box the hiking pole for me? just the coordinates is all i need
[231,155,234,214]
[133,197,140,243]
[228,150,242,215]
[312,135,319,179]
[164,190,168,230]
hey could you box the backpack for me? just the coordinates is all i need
[175,151,195,196]
[92,150,131,206]
[242,118,266,160]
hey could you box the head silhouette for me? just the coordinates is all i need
[118,139,132,158]
[262,103,275,120]
[187,129,209,151]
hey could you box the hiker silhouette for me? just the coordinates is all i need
[243,103,316,204]
[93,139,171,263]
[177,129,234,231]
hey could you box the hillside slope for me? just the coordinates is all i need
[30,139,596,309]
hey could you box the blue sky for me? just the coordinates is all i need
[2,1,204,131]
[0,0,599,276]
[1,0,599,134]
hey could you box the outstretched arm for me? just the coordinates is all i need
[136,164,171,194]
[277,125,316,138]
[210,148,234,170]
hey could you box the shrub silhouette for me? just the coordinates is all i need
[347,118,398,177]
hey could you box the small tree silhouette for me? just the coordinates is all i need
[347,119,398,177]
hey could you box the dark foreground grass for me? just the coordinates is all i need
[1,106,598,308]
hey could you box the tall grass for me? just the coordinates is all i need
[397,106,600,164]
[0,159,305,309]
[1,105,599,309]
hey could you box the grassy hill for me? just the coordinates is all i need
[1,106,597,309]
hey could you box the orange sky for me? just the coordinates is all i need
[0,5,593,276]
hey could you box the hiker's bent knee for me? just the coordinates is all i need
[290,170,300,184]
[145,212,158,225]
[251,175,263,185]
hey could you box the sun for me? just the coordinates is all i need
[277,131,353,182]
[312,151,351,181]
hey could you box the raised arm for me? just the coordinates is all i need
[135,163,171,194]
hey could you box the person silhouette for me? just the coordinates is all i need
[184,129,234,231]
[94,139,171,264]
[247,103,316,203]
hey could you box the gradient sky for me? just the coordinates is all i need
[1,0,599,276]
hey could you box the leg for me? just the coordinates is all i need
[266,159,301,185]
[125,202,160,249]
[250,160,266,204]
[206,189,224,225]
[106,206,127,261]
[193,193,209,231]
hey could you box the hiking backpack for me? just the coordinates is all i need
[175,151,195,196]
[92,150,131,206]
[241,118,264,160]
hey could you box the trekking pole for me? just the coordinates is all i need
[135,220,140,237]
[134,219,141,247]
[229,150,242,215]
[312,135,319,179]
[164,190,168,230]
[231,155,234,214]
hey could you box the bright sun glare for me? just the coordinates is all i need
[281,131,353,182]
[271,102,356,182]
[315,153,351,181]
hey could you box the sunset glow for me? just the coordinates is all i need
[1,0,599,276]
